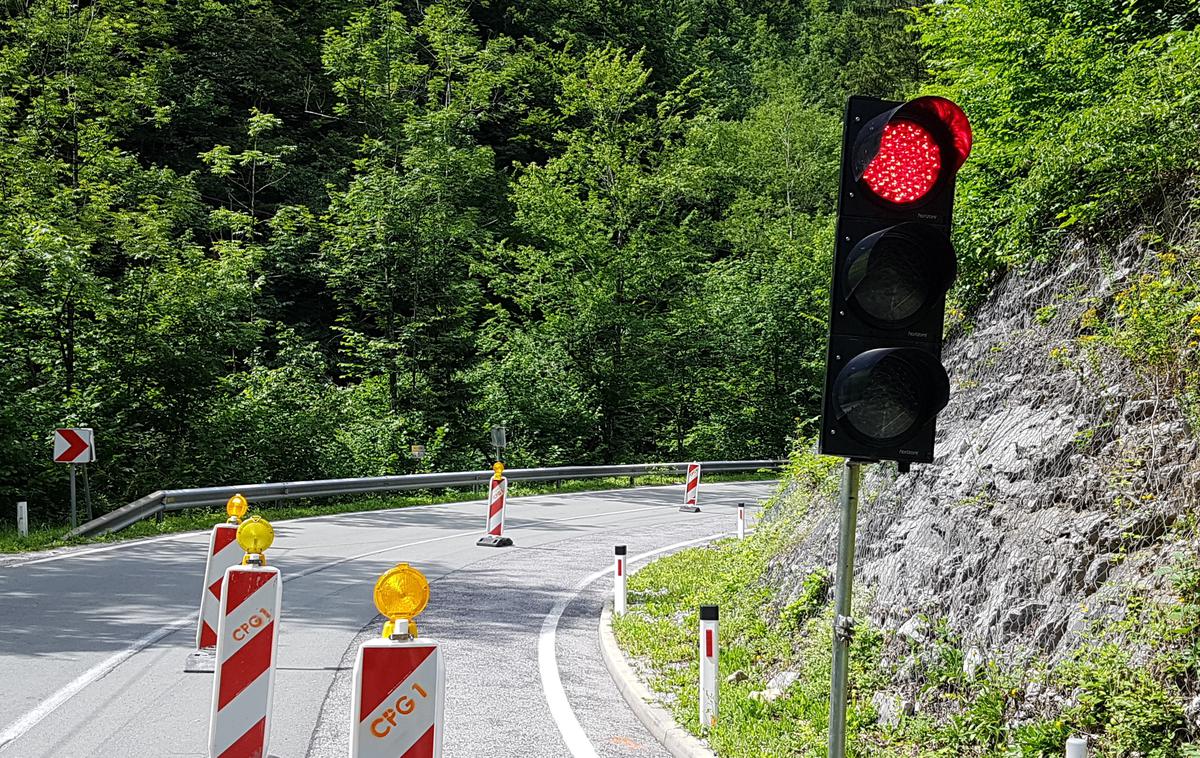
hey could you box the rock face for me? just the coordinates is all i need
[767,231,1200,664]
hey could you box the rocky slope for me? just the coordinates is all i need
[768,211,1200,674]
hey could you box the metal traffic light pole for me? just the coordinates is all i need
[827,460,862,757]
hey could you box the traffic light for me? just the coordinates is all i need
[819,96,972,465]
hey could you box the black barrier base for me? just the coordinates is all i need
[477,534,514,547]
[679,505,701,513]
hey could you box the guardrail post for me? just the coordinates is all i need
[16,501,28,537]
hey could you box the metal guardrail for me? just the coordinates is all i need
[67,460,784,539]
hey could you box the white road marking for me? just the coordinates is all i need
[0,499,696,752]
[5,532,201,568]
[538,531,727,757]
[0,616,193,751]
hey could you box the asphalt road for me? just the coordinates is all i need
[0,481,773,757]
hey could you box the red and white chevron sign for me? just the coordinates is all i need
[209,564,282,758]
[196,524,242,649]
[486,476,507,537]
[680,462,701,512]
[52,428,95,463]
[351,639,445,758]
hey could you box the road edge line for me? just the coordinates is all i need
[0,616,193,752]
[599,600,717,758]
[539,532,725,758]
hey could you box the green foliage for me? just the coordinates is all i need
[3,0,925,523]
[913,0,1200,301]
[1096,252,1200,371]
[782,568,831,631]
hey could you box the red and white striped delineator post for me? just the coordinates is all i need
[208,562,282,758]
[699,604,719,732]
[197,523,243,649]
[188,494,251,673]
[350,634,445,758]
[736,503,746,540]
[477,463,512,547]
[614,545,627,616]
[679,462,701,513]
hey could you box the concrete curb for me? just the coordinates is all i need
[599,600,718,758]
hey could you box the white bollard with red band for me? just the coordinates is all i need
[737,503,746,540]
[477,462,513,547]
[680,462,701,513]
[352,563,444,758]
[614,545,627,616]
[209,517,282,758]
[699,604,719,732]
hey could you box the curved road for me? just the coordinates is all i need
[0,481,774,757]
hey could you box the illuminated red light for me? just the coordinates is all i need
[861,119,942,205]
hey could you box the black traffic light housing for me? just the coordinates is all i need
[819,95,972,465]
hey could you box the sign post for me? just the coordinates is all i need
[490,425,507,462]
[53,428,95,529]
[351,563,444,758]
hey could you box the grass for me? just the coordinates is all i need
[612,521,885,757]
[0,471,777,555]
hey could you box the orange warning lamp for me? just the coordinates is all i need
[237,515,275,564]
[226,493,249,523]
[375,563,429,639]
[492,461,505,480]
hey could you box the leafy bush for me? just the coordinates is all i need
[912,0,1200,301]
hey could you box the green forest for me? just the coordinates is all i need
[2,0,1197,519]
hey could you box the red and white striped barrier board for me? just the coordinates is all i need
[614,545,627,616]
[197,523,242,649]
[680,462,701,512]
[699,605,719,732]
[477,476,512,547]
[209,564,282,758]
[351,638,445,758]
[737,503,746,540]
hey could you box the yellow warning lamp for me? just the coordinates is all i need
[492,461,505,480]
[374,563,429,640]
[237,515,275,564]
[226,493,249,524]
